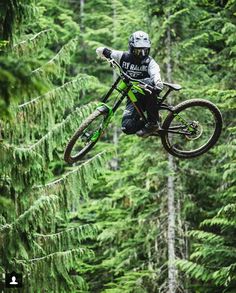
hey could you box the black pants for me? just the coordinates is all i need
[121,92,160,135]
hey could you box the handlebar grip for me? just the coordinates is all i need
[145,84,154,91]
[140,84,162,95]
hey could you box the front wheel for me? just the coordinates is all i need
[161,99,223,158]
[64,108,107,164]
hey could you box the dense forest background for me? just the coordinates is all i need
[0,0,235,292]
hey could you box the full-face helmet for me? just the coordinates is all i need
[129,31,151,57]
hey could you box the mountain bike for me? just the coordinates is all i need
[64,58,222,164]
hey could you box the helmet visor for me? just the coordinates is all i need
[133,48,149,57]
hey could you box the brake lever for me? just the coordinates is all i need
[139,84,152,94]
[103,57,115,67]
[109,59,116,68]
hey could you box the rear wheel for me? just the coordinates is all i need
[161,99,222,158]
[64,108,107,164]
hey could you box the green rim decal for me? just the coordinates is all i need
[91,130,101,142]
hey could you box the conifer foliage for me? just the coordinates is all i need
[0,0,235,292]
[0,0,110,292]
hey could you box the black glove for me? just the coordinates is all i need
[152,86,162,96]
[103,48,112,59]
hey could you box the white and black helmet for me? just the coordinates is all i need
[129,31,151,57]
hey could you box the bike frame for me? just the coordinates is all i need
[90,59,196,141]
[95,77,193,136]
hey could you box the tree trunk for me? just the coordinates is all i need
[110,0,119,170]
[166,24,177,293]
[80,0,85,33]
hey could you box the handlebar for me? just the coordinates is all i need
[105,57,159,94]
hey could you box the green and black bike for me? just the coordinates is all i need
[64,58,223,164]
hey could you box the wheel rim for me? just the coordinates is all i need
[166,104,218,154]
[70,114,104,159]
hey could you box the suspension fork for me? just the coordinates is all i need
[91,80,122,142]
[119,81,148,124]
[92,85,131,143]
[112,85,131,113]
[101,77,148,125]
[112,84,148,125]
[101,76,122,103]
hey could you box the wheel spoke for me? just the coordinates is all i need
[162,100,222,157]
[64,111,105,163]
[69,111,105,160]
[169,107,215,151]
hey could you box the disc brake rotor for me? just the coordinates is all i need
[185,121,203,140]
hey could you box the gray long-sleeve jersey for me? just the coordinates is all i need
[109,49,163,89]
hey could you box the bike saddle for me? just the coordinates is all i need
[163,82,182,91]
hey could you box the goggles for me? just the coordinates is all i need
[133,48,149,57]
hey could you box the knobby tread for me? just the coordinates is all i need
[64,110,104,164]
[161,99,223,158]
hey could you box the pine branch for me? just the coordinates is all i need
[217,203,236,218]
[0,0,38,41]
[35,224,98,254]
[0,151,110,234]
[31,38,78,81]
[201,217,236,230]
[0,194,60,234]
[188,230,225,244]
[5,151,110,247]
[17,248,94,264]
[4,75,97,142]
[155,9,190,41]
[17,74,96,110]
[180,88,236,107]
[19,102,96,161]
[0,141,45,191]
[190,244,236,263]
[15,248,93,291]
[5,76,99,145]
[0,152,109,276]
[181,33,210,50]
[12,29,55,55]
[211,264,236,286]
[0,102,96,179]
[34,151,111,208]
[175,259,213,282]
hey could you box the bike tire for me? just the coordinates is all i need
[64,109,105,164]
[161,99,223,158]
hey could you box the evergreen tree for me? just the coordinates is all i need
[0,0,111,291]
[1,0,235,292]
[164,1,236,292]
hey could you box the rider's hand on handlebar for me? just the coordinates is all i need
[139,83,162,95]
[140,84,159,94]
[152,85,162,95]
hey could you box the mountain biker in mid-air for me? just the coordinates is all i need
[64,31,222,163]
[96,30,163,138]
